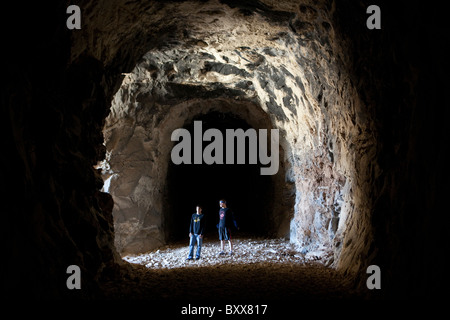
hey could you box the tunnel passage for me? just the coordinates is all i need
[6,0,445,300]
[165,111,277,242]
[99,0,362,266]
[3,0,446,301]
[103,93,292,255]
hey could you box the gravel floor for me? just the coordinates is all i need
[122,236,308,269]
[101,235,362,301]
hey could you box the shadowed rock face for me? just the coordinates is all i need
[4,0,445,299]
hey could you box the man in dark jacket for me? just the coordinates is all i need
[218,199,238,255]
[186,205,205,260]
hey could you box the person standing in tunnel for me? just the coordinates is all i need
[186,205,205,261]
[218,199,239,255]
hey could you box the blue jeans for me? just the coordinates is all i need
[188,234,203,259]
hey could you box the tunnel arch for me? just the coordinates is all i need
[103,91,293,253]
[6,0,443,300]
[93,0,376,276]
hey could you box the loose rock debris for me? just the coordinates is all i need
[102,237,359,300]
[123,237,308,269]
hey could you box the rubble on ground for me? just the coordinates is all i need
[122,237,319,270]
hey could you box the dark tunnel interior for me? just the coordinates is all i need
[165,111,274,241]
[2,0,447,303]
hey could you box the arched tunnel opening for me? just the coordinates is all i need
[4,0,446,302]
[165,111,276,242]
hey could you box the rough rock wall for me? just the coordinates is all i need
[4,2,121,299]
[95,0,371,261]
[4,0,444,300]
[334,0,447,295]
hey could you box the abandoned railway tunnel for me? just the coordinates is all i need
[4,0,445,300]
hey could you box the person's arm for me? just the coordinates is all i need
[199,215,205,236]
[189,215,193,236]
[232,211,239,230]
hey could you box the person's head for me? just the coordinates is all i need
[196,205,203,214]
[219,199,227,208]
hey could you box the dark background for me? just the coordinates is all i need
[165,111,274,241]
